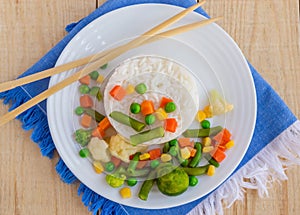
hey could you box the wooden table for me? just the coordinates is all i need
[0,0,299,214]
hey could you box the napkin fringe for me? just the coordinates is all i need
[188,120,300,215]
[0,88,56,158]
[78,183,128,215]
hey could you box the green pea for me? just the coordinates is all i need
[89,86,100,96]
[145,114,156,125]
[75,106,84,115]
[130,103,141,114]
[165,102,176,113]
[105,162,115,172]
[127,178,138,187]
[100,63,108,70]
[79,84,90,94]
[189,175,198,186]
[135,83,147,94]
[169,139,178,147]
[79,148,90,158]
[168,146,178,156]
[201,120,211,129]
[89,71,99,80]
[150,160,160,169]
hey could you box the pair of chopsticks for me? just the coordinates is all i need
[0,1,221,127]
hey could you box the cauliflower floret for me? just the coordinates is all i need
[207,90,233,116]
[109,134,148,163]
[87,137,111,162]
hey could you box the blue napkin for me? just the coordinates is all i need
[0,0,297,214]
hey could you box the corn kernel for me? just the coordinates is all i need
[203,105,213,118]
[202,137,212,146]
[93,161,104,174]
[225,140,235,149]
[119,187,131,199]
[196,110,206,122]
[155,108,168,120]
[139,153,150,161]
[202,146,214,153]
[125,84,135,94]
[160,153,172,162]
[180,147,191,160]
[96,74,105,83]
[207,165,215,176]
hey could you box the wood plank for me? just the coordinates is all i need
[204,0,300,214]
[0,0,96,214]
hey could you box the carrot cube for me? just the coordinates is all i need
[148,148,161,160]
[213,128,232,145]
[141,100,155,116]
[97,117,111,131]
[136,161,148,169]
[80,95,93,108]
[111,156,122,167]
[81,114,92,128]
[211,148,226,163]
[164,118,178,133]
[92,127,105,139]
[109,85,126,101]
[159,97,173,108]
[79,75,91,85]
[178,138,194,147]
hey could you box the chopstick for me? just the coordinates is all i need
[0,1,205,93]
[0,4,222,127]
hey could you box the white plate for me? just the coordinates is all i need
[47,4,256,209]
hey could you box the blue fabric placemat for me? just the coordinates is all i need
[0,0,297,214]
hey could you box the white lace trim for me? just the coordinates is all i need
[188,120,300,215]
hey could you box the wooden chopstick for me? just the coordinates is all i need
[0,2,218,127]
[0,1,205,93]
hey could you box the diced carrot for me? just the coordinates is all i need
[213,128,232,145]
[92,127,105,138]
[217,145,227,152]
[189,147,197,157]
[97,117,111,131]
[81,114,92,128]
[111,156,122,167]
[178,138,194,148]
[79,75,91,85]
[211,148,226,163]
[148,148,161,160]
[159,97,173,108]
[80,95,93,108]
[109,85,126,101]
[140,100,155,116]
[164,118,178,133]
[136,161,148,169]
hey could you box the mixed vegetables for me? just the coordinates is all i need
[73,63,234,200]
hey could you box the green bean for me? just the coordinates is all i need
[204,154,220,168]
[109,111,146,132]
[127,168,150,177]
[182,126,223,138]
[189,142,202,168]
[84,108,105,123]
[138,171,156,201]
[163,142,170,153]
[182,165,209,176]
[127,153,141,174]
[130,126,164,146]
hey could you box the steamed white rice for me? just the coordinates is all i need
[104,55,199,145]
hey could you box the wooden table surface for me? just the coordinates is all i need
[0,0,299,214]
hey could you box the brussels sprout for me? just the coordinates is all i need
[157,167,189,196]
